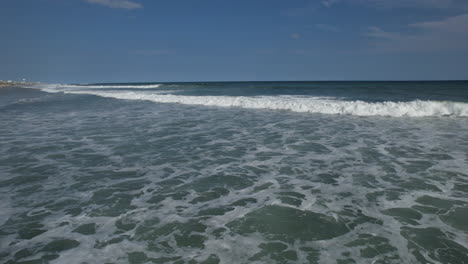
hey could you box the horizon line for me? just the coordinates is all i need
[82,79,468,85]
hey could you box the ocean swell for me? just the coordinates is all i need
[37,87,468,117]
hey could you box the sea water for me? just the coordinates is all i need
[1,81,468,263]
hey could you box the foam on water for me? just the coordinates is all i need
[35,83,468,117]
[2,84,468,264]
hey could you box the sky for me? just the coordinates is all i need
[1,0,468,83]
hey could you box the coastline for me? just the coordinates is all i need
[0,81,36,88]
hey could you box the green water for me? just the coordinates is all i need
[1,83,468,263]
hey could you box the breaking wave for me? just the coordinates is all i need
[34,85,468,117]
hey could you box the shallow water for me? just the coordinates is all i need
[1,83,468,263]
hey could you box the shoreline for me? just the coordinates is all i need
[0,81,37,88]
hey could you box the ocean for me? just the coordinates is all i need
[1,81,468,264]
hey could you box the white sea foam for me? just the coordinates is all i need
[36,85,468,117]
[2,90,468,263]
[74,84,162,89]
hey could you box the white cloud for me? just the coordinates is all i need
[410,13,468,33]
[291,33,301,39]
[321,0,340,8]
[357,0,455,9]
[366,26,402,39]
[281,0,465,18]
[85,0,142,10]
[320,0,464,10]
[366,13,468,52]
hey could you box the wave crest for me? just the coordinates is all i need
[40,89,468,117]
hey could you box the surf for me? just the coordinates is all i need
[34,84,468,117]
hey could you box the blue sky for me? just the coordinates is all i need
[1,0,468,82]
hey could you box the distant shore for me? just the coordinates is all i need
[0,81,36,87]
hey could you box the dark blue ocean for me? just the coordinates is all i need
[1,81,468,263]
